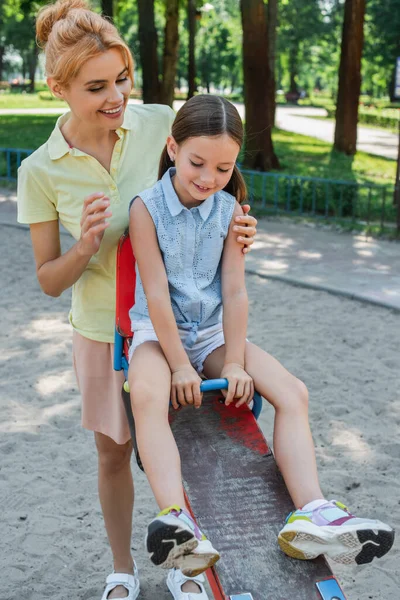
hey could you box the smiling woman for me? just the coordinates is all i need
[15,1,258,599]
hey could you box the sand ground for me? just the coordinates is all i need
[0,223,398,600]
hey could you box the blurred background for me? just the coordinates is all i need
[1,0,399,235]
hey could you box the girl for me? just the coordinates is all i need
[18,2,258,600]
[128,95,394,584]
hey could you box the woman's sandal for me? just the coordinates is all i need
[101,565,140,600]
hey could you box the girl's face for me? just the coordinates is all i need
[167,133,240,207]
[49,48,132,131]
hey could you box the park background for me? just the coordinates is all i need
[0,1,399,599]
[1,0,400,235]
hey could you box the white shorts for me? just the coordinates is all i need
[128,322,225,373]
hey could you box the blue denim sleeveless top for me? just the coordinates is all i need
[129,167,236,347]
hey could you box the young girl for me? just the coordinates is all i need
[128,95,394,581]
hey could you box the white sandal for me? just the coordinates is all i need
[166,568,209,599]
[101,564,140,600]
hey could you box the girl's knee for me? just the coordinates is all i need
[95,434,132,473]
[294,377,309,408]
[129,378,159,413]
[276,377,309,413]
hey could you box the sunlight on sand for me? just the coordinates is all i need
[36,372,74,397]
[331,422,372,460]
[297,250,322,260]
[23,318,70,340]
[256,258,289,272]
[0,395,79,434]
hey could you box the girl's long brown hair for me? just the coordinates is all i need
[158,95,247,204]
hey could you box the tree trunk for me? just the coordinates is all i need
[0,45,4,82]
[138,0,160,103]
[267,0,278,126]
[241,0,280,171]
[28,44,39,93]
[101,0,113,21]
[288,44,298,94]
[160,0,179,107]
[334,0,366,155]
[389,50,400,102]
[187,0,197,99]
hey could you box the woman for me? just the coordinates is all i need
[17,1,258,599]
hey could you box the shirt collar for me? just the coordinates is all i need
[161,167,215,222]
[48,112,71,160]
[48,107,132,161]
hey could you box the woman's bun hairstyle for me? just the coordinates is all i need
[36,0,88,47]
[35,0,134,88]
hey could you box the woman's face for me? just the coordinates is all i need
[51,48,132,130]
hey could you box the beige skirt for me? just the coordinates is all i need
[72,330,130,445]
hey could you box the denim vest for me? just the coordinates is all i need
[129,167,236,347]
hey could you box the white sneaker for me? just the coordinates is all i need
[101,563,140,600]
[167,568,209,600]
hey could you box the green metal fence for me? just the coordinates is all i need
[1,148,397,231]
[241,168,397,231]
[0,148,32,181]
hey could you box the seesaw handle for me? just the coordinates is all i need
[200,378,263,420]
[200,378,228,392]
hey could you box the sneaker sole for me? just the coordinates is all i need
[278,523,395,565]
[146,519,198,570]
[178,550,221,578]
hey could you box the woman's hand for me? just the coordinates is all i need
[171,365,203,409]
[220,362,254,407]
[78,192,112,257]
[234,205,257,254]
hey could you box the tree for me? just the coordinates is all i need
[196,3,242,95]
[279,0,325,96]
[137,0,160,103]
[5,0,41,92]
[240,0,279,171]
[101,0,113,21]
[334,0,366,155]
[267,0,277,124]
[187,0,197,98]
[159,0,179,106]
[365,0,400,100]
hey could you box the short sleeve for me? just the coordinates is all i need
[17,161,58,224]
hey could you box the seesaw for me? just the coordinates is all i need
[114,231,347,600]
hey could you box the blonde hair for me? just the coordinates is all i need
[36,0,134,87]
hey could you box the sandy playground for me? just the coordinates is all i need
[0,221,399,600]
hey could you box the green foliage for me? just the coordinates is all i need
[195,1,242,94]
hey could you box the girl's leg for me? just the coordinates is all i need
[203,342,323,508]
[204,343,394,564]
[95,432,135,599]
[128,341,186,509]
[129,341,220,577]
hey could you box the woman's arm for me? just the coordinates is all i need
[129,198,202,407]
[221,202,254,406]
[30,192,112,297]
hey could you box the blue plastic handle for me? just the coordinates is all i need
[200,378,263,420]
[200,378,228,392]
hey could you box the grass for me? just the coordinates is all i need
[304,114,398,135]
[0,92,67,109]
[262,129,395,187]
[0,114,59,150]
